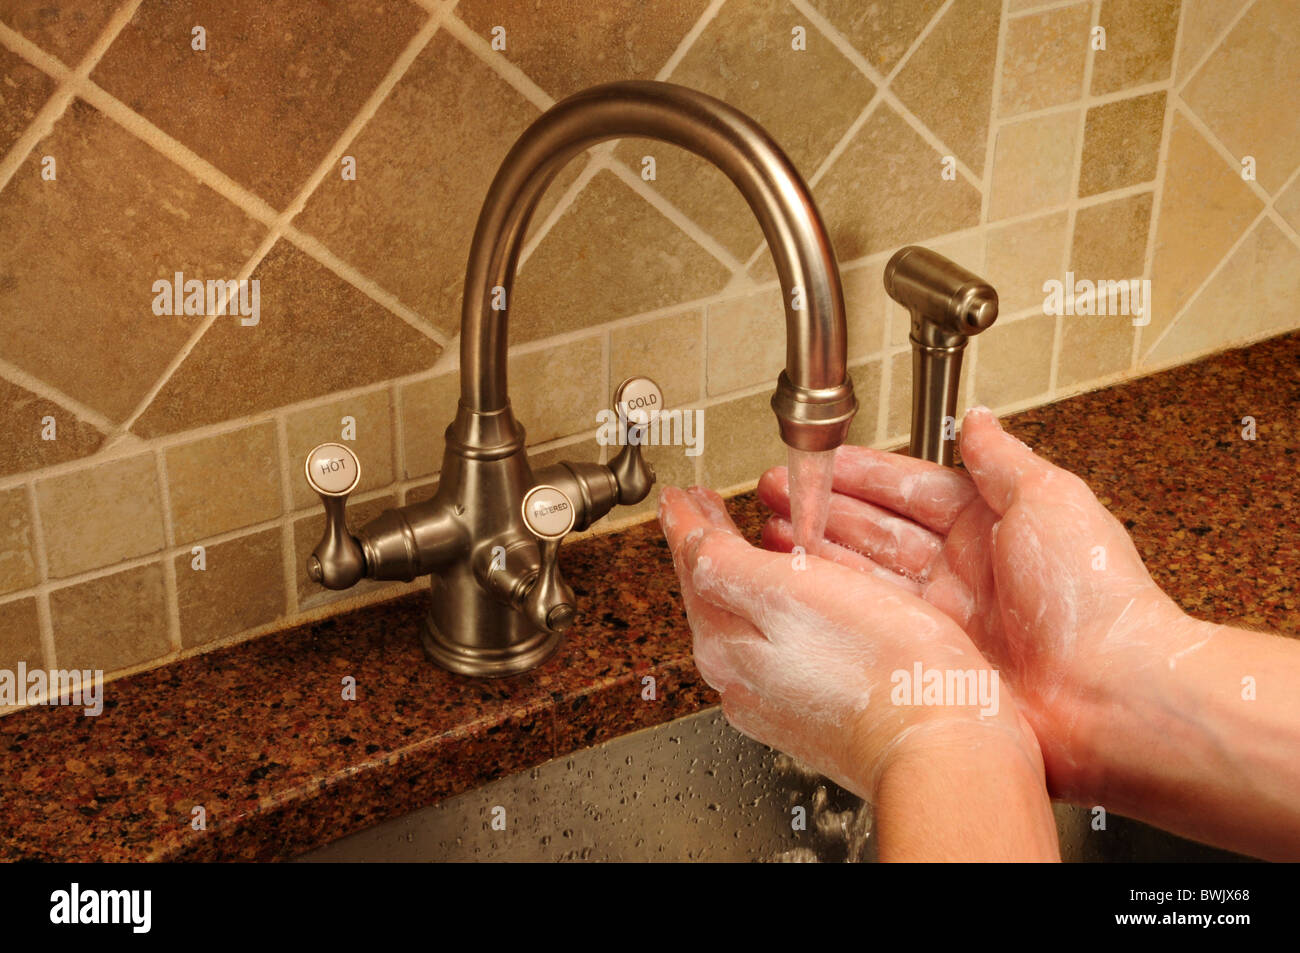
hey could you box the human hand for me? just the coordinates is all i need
[658,484,1042,804]
[757,406,1204,799]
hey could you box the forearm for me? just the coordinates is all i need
[872,720,1060,862]
[1071,618,1300,860]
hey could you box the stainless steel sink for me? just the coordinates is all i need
[296,708,1252,863]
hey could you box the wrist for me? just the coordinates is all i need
[1060,602,1221,805]
[868,713,1047,803]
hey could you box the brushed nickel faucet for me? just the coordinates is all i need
[303,81,997,677]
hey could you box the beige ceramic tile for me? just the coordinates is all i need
[699,391,786,491]
[813,103,983,261]
[37,453,164,578]
[0,597,43,671]
[456,0,711,100]
[294,493,396,607]
[1182,0,1300,194]
[175,528,285,648]
[808,0,945,75]
[884,350,912,442]
[1148,219,1300,364]
[614,0,874,262]
[846,359,883,447]
[840,258,893,359]
[49,563,170,672]
[92,0,425,208]
[400,372,459,480]
[610,310,704,411]
[0,379,106,479]
[1175,0,1239,81]
[133,242,441,438]
[1071,192,1154,278]
[892,0,1002,176]
[510,171,731,343]
[528,438,602,473]
[972,314,1056,407]
[0,0,118,63]
[166,422,281,543]
[985,211,1071,315]
[0,487,38,596]
[286,391,394,510]
[989,110,1080,220]
[0,99,265,423]
[511,337,605,445]
[1078,92,1166,197]
[1276,178,1300,233]
[1090,0,1181,95]
[295,31,570,336]
[1145,113,1262,350]
[1000,3,1091,117]
[706,288,785,397]
[1058,314,1135,387]
[0,45,55,155]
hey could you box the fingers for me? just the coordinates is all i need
[757,467,943,578]
[830,445,978,533]
[958,406,1061,516]
[761,516,922,593]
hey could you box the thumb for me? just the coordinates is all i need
[958,406,1056,516]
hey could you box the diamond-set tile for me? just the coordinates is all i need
[90,0,427,209]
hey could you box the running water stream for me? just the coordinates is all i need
[786,447,836,555]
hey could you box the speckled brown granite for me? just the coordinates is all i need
[2,332,1297,861]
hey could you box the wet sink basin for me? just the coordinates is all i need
[296,708,1251,863]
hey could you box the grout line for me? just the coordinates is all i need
[657,0,727,80]
[24,482,56,670]
[0,0,142,194]
[76,83,280,223]
[1139,202,1274,361]
[282,227,449,345]
[153,449,183,652]
[113,229,283,437]
[392,381,409,492]
[1172,98,1278,211]
[1174,0,1255,93]
[998,76,1173,126]
[516,151,606,268]
[0,358,115,434]
[971,0,1014,400]
[1006,0,1091,16]
[601,157,746,274]
[440,14,554,111]
[275,414,300,616]
[1051,0,1100,393]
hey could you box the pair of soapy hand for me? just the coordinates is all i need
[659,406,1199,803]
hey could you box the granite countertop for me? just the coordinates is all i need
[3,332,1297,861]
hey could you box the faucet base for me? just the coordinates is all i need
[419,608,562,678]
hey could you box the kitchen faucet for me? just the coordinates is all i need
[303,81,997,677]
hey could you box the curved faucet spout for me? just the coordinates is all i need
[459,80,856,452]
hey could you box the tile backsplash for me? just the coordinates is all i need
[2,0,1298,700]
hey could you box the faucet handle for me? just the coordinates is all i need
[304,442,366,589]
[520,484,578,634]
[608,376,660,505]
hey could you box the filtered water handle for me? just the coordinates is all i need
[521,485,578,634]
